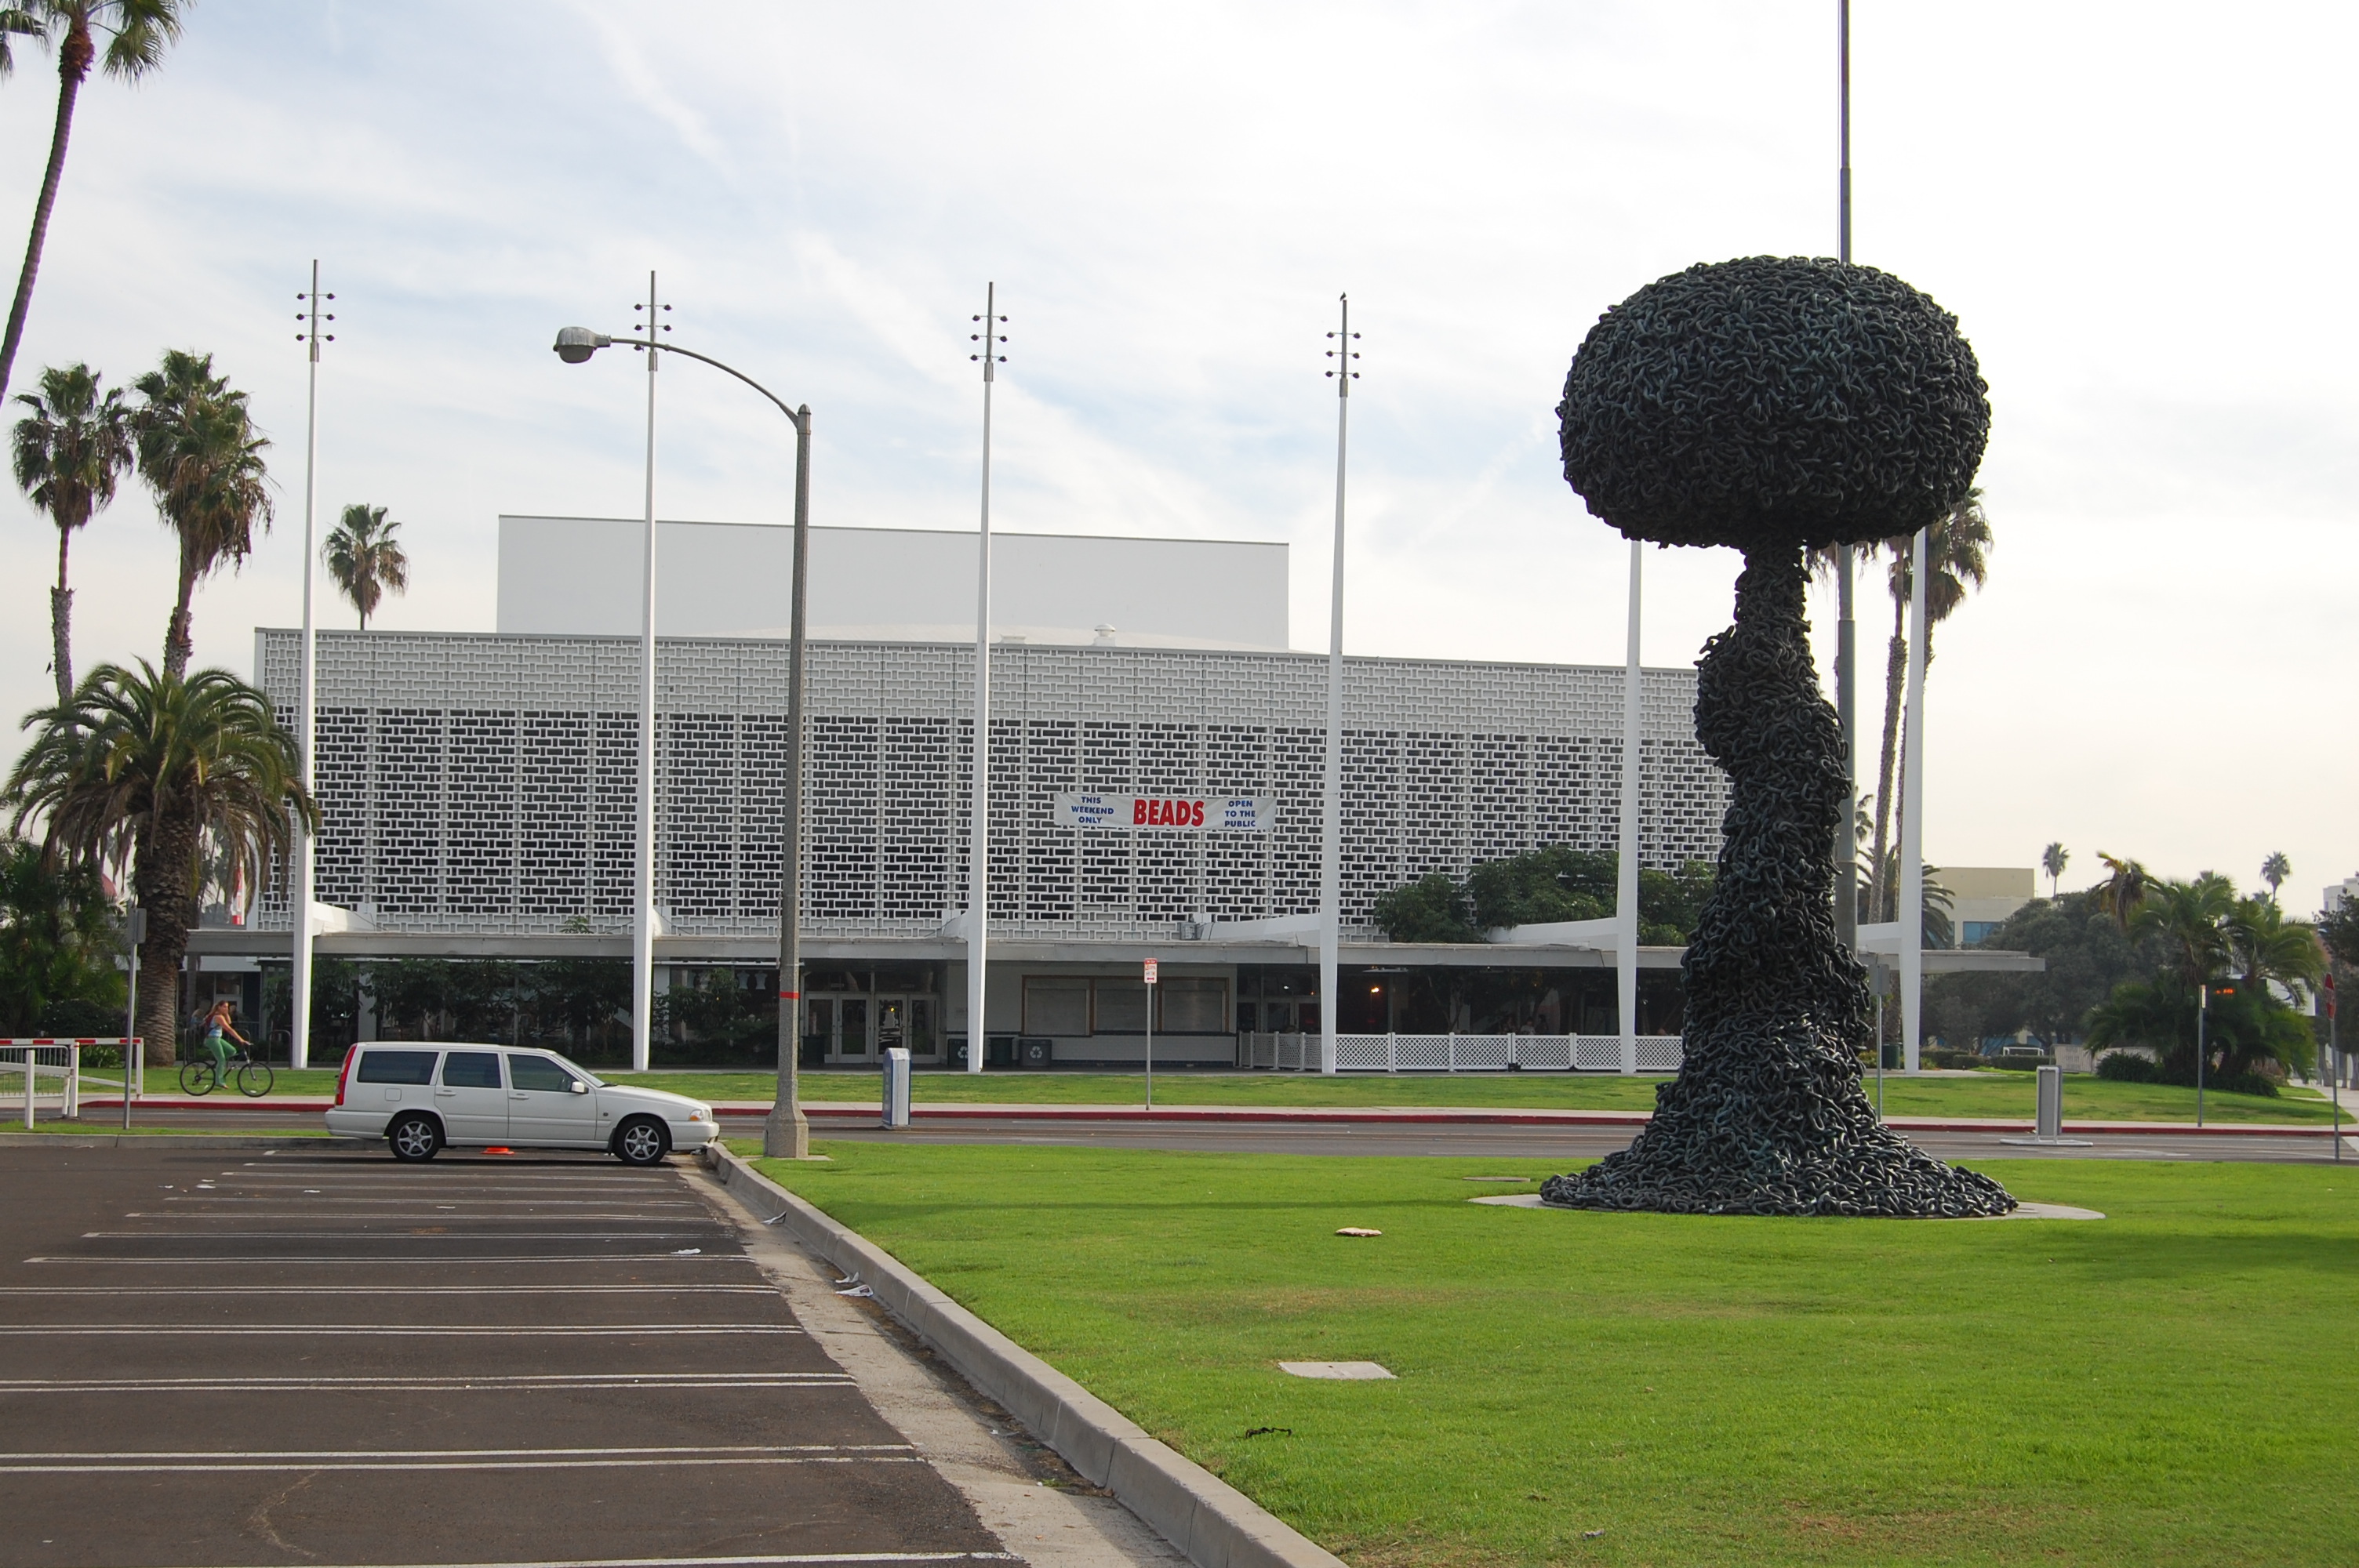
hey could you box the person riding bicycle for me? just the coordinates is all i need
[201,1001,249,1081]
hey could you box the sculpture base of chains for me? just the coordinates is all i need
[1542,550,2014,1218]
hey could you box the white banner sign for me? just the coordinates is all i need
[1054,793,1274,832]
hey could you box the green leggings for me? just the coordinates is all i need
[207,1030,234,1069]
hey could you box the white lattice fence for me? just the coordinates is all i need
[1236,1031,1685,1073]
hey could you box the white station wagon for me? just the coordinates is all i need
[325,1044,719,1165]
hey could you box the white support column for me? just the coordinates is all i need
[631,270,660,1075]
[291,260,326,1072]
[1320,296,1355,1076]
[967,283,1001,1075]
[1899,525,1928,1073]
[1617,539,1641,1074]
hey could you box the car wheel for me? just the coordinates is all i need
[387,1112,442,1162]
[613,1116,670,1167]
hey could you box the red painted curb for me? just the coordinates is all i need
[74,1098,2350,1138]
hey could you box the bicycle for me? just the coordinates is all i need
[179,1047,274,1098]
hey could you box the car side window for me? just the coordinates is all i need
[356,1050,438,1085]
[441,1051,503,1089]
[507,1054,576,1093]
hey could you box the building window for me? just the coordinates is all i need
[1961,920,2001,948]
[1023,977,1090,1036]
[1158,978,1228,1033]
[1094,978,1150,1033]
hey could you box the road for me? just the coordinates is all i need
[30,1104,2357,1165]
[0,1141,1182,1568]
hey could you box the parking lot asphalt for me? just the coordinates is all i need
[0,1141,1136,1568]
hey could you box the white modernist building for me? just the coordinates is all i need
[212,518,1757,1069]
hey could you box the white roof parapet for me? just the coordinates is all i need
[1485,916,1622,950]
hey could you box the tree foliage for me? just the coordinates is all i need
[0,0,188,405]
[133,350,272,678]
[1370,848,1714,947]
[7,662,314,1062]
[0,833,122,1033]
[325,503,409,630]
[11,360,131,705]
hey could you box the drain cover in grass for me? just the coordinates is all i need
[1281,1361,1395,1380]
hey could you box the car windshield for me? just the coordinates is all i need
[548,1052,603,1087]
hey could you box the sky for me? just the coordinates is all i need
[0,1,2352,910]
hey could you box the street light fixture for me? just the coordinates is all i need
[552,323,814,1159]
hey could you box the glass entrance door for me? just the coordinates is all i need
[837,997,870,1060]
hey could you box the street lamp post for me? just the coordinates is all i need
[554,325,812,1158]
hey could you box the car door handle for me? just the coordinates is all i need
[434,1089,456,1098]
[509,1093,529,1100]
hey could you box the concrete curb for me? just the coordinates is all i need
[699,1142,1345,1568]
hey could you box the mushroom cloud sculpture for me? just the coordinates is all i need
[1540,256,2014,1217]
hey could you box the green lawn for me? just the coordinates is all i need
[210,1065,2350,1125]
[749,1141,2359,1568]
[635,1069,2347,1124]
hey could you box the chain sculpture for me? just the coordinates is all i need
[1540,256,2015,1217]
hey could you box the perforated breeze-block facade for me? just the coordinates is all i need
[253,631,1726,942]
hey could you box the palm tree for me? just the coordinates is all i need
[0,1,186,405]
[1868,489,1993,920]
[2226,893,2322,1002]
[2041,841,2069,900]
[2125,873,2237,991]
[6,661,315,1065]
[2260,851,2291,906]
[132,350,273,679]
[2092,851,2150,928]
[324,503,411,630]
[11,361,131,706]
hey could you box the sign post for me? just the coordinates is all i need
[2328,972,2339,1163]
[1143,958,1158,1110]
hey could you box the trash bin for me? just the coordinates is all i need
[2035,1062,2062,1140]
[881,1047,911,1129]
[1019,1037,1052,1069]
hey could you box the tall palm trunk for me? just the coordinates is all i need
[162,543,199,680]
[1869,595,1907,924]
[131,805,198,1068]
[0,21,93,408]
[50,524,75,709]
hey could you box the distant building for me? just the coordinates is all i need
[2324,875,2358,915]
[205,517,1733,1068]
[1945,866,2036,947]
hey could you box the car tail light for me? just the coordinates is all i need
[333,1047,357,1108]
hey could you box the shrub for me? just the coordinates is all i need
[2097,1051,2158,1083]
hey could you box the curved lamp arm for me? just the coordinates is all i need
[553,328,806,428]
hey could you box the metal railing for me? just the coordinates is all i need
[0,1040,100,1128]
[1237,1032,1683,1073]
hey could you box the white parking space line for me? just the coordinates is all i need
[0,1284,780,1296]
[0,1323,805,1336]
[2,1455,925,1473]
[187,1553,1021,1567]
[0,1443,918,1475]
[0,1373,853,1392]
[27,1253,760,1265]
[82,1229,725,1240]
